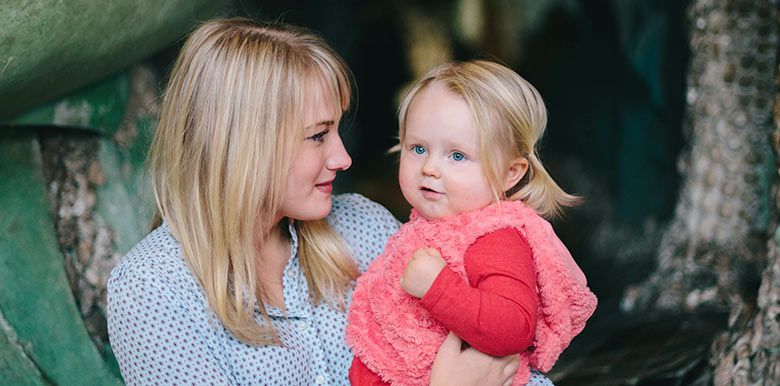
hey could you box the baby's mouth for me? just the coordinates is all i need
[420,186,444,198]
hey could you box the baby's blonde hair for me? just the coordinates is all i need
[396,60,579,218]
[149,18,357,345]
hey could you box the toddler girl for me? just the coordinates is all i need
[346,60,597,386]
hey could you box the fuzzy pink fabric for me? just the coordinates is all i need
[346,200,597,385]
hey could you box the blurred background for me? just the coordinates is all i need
[1,0,778,385]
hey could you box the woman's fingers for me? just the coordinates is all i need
[503,354,519,375]
[441,331,461,348]
[435,331,462,361]
[458,344,517,386]
[502,354,519,386]
[431,332,517,386]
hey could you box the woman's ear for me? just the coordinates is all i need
[503,157,529,191]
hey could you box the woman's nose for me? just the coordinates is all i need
[326,134,352,171]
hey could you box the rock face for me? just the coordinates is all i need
[0,0,227,120]
[0,63,159,384]
[0,2,213,382]
[623,0,776,314]
[38,65,159,349]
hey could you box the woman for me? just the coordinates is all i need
[107,18,526,385]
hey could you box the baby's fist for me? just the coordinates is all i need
[400,247,446,298]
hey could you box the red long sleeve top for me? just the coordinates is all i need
[349,227,538,385]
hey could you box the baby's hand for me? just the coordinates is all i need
[400,247,446,298]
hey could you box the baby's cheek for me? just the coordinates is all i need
[454,185,494,213]
[397,172,415,204]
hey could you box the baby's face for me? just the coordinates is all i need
[399,83,497,220]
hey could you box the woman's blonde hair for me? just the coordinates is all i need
[148,18,358,345]
[396,60,579,219]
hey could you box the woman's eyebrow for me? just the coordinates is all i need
[304,120,335,130]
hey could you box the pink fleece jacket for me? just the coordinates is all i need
[345,200,597,385]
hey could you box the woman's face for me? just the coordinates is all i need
[279,85,352,222]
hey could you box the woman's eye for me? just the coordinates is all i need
[451,151,466,161]
[412,145,426,155]
[306,130,329,142]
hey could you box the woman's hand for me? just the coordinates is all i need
[430,332,519,386]
[400,247,447,298]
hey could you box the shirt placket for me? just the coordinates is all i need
[284,223,331,385]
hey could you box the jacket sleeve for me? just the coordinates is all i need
[420,227,538,356]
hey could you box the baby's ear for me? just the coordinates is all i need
[503,157,529,191]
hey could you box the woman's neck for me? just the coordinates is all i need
[255,220,292,309]
[257,221,292,278]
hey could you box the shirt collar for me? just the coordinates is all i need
[287,219,299,254]
[262,219,310,319]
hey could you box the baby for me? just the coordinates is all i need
[346,60,597,386]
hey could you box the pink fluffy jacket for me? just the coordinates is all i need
[345,200,598,385]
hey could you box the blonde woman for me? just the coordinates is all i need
[107,18,519,385]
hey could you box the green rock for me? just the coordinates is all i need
[0,322,46,386]
[0,129,122,385]
[95,123,155,255]
[0,0,228,121]
[9,73,129,136]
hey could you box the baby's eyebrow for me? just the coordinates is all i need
[403,134,425,143]
[444,139,476,152]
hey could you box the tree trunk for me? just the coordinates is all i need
[623,0,776,314]
[710,5,780,383]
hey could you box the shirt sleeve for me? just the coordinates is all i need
[107,264,231,385]
[419,227,537,356]
[328,193,401,272]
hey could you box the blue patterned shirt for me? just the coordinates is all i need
[107,193,554,386]
[108,194,400,385]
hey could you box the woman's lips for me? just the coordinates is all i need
[315,180,334,193]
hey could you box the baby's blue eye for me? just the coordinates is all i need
[451,152,466,161]
[413,145,426,155]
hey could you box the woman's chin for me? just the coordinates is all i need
[298,200,333,221]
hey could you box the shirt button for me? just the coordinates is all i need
[315,374,326,384]
[297,321,307,331]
